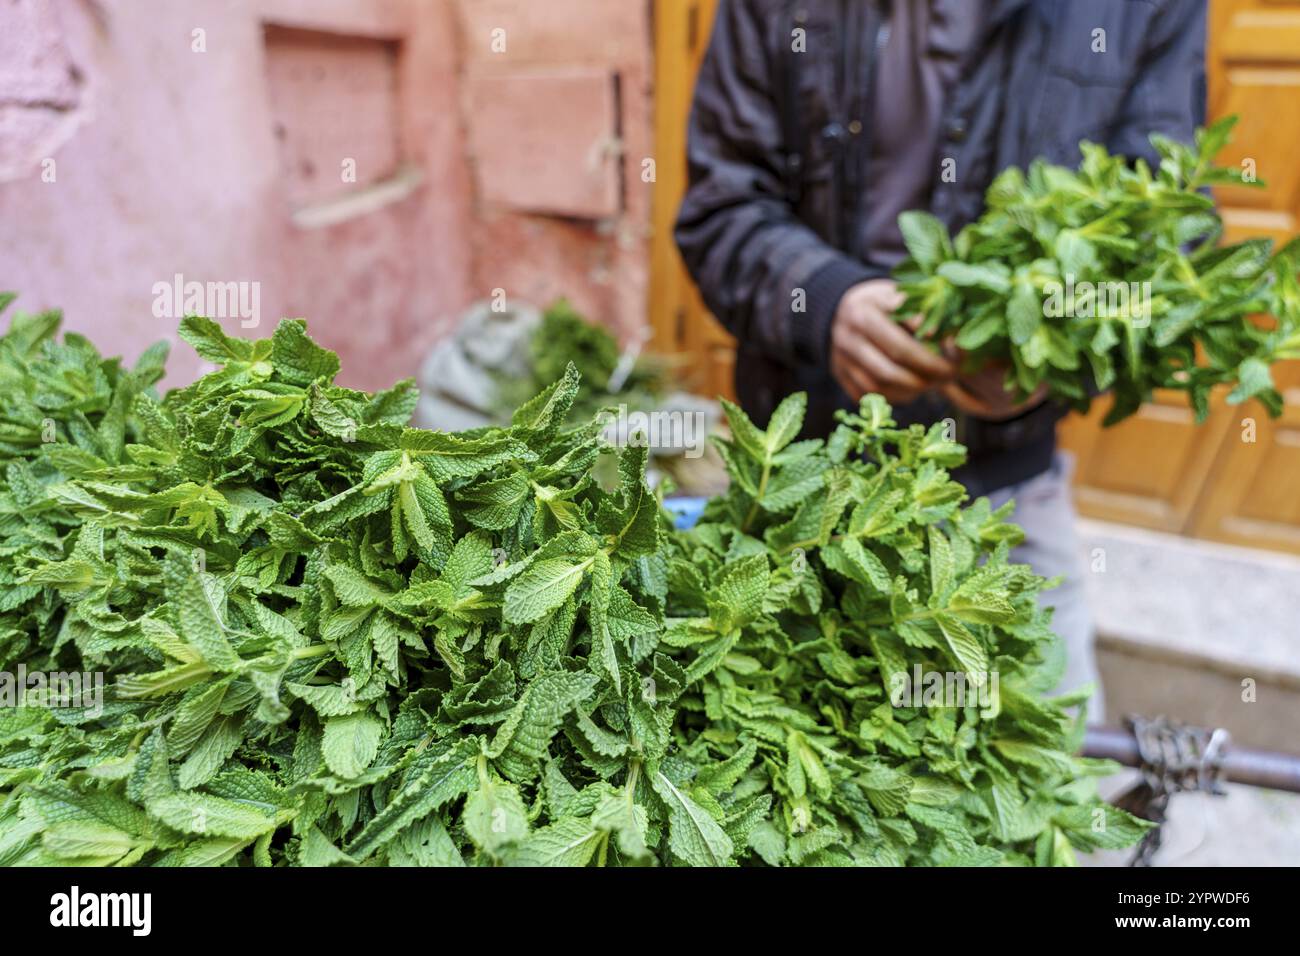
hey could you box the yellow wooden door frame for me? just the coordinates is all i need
[649,0,733,399]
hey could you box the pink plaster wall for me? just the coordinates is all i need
[0,0,656,390]
[456,0,655,344]
[0,0,474,392]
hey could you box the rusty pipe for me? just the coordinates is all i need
[1084,725,1300,793]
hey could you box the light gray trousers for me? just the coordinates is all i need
[986,453,1104,724]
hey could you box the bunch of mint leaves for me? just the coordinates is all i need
[894,117,1300,425]
[493,299,672,427]
[663,394,1147,864]
[0,296,1145,865]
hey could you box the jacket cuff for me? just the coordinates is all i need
[792,256,879,366]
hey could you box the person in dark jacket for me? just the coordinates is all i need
[675,0,1208,718]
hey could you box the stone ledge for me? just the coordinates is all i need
[290,165,423,229]
[1077,519,1300,686]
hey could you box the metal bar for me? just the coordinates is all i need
[1084,725,1300,794]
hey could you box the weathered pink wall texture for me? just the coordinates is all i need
[456,0,655,345]
[0,0,655,389]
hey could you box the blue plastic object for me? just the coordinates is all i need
[664,496,708,530]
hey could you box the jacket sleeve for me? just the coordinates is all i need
[673,0,878,370]
[1107,0,1207,164]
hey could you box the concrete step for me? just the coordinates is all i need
[1077,519,1300,753]
[1074,520,1300,865]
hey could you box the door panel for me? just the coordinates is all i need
[1059,390,1236,532]
[1059,0,1300,551]
[1183,0,1300,551]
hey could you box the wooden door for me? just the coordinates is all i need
[649,0,734,400]
[1182,0,1300,552]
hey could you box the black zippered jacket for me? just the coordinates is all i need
[675,0,1207,495]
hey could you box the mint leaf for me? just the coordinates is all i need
[893,116,1291,425]
[0,310,1148,868]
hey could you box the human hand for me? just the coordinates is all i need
[941,355,1049,421]
[829,279,957,404]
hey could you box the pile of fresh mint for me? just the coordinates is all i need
[664,395,1144,863]
[0,297,1144,866]
[895,117,1300,424]
[494,299,671,427]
